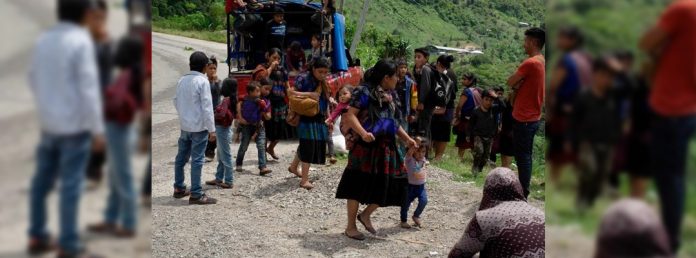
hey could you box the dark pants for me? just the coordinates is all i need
[400,184,428,222]
[472,136,493,174]
[417,106,434,139]
[577,142,613,208]
[651,115,696,252]
[513,120,539,198]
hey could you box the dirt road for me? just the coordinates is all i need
[150,32,545,257]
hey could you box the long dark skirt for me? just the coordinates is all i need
[297,114,328,164]
[265,102,296,141]
[335,136,408,207]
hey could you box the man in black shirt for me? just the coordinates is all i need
[413,48,435,143]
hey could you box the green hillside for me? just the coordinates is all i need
[152,0,545,86]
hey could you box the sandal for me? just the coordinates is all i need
[344,231,365,241]
[357,213,377,234]
[400,222,412,229]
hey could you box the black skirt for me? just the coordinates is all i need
[431,118,453,142]
[335,136,408,207]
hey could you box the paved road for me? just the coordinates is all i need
[0,1,150,257]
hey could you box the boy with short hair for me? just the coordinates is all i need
[236,81,272,175]
[573,56,622,210]
[266,6,286,52]
[469,90,500,175]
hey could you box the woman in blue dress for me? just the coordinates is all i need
[288,57,331,190]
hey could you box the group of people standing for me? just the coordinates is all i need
[547,0,696,255]
[170,23,547,256]
[27,0,151,257]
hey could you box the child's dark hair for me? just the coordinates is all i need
[247,81,261,93]
[311,34,322,42]
[289,41,303,53]
[208,55,218,67]
[592,56,619,75]
[267,48,282,58]
[273,6,285,15]
[396,58,408,67]
[414,136,429,152]
[335,84,354,101]
[493,86,505,93]
[436,55,455,69]
[414,47,430,58]
[524,27,546,49]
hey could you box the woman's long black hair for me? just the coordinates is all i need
[221,78,238,113]
[365,58,397,89]
[113,35,144,104]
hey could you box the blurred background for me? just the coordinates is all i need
[545,0,696,257]
[0,0,151,257]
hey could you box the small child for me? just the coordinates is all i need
[468,90,499,175]
[236,81,272,175]
[401,137,429,228]
[325,84,354,164]
[265,6,286,52]
[325,84,353,126]
[308,34,327,62]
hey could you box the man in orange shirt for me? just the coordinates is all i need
[506,27,546,198]
[639,0,696,252]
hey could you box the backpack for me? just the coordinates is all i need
[429,68,454,107]
[214,97,234,127]
[104,69,138,124]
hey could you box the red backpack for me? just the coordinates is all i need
[215,97,234,127]
[104,69,138,124]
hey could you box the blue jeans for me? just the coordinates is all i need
[513,120,539,198]
[215,126,234,184]
[104,122,137,230]
[174,130,209,198]
[651,115,696,252]
[29,131,91,253]
[400,184,428,222]
[235,124,267,169]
